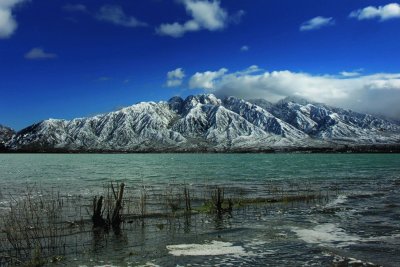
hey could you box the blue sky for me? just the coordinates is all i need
[1,0,400,130]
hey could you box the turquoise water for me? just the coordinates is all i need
[0,153,400,266]
[0,153,399,194]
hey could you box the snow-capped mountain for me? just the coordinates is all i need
[0,125,15,145]
[250,97,400,144]
[5,94,400,152]
[10,102,186,151]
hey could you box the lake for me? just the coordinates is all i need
[0,153,399,266]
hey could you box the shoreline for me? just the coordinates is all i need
[1,144,400,154]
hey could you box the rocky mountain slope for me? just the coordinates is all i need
[4,94,400,152]
[0,125,15,145]
[249,97,400,144]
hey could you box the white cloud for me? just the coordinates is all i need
[166,68,186,87]
[241,45,249,51]
[96,5,147,28]
[156,0,233,37]
[189,68,228,89]
[184,0,227,30]
[24,48,58,60]
[157,20,200,38]
[188,66,400,118]
[300,16,335,31]
[340,71,361,77]
[168,68,185,80]
[0,0,27,39]
[350,3,400,21]
[167,79,184,87]
[63,4,87,12]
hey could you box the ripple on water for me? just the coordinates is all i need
[1,154,400,266]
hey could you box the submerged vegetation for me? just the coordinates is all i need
[0,180,337,266]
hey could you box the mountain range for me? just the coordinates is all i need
[1,94,400,152]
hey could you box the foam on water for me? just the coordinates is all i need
[324,194,347,208]
[166,241,246,256]
[365,233,400,244]
[292,223,360,247]
[135,262,161,267]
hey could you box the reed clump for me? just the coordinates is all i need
[91,182,125,231]
[0,187,69,266]
[0,180,336,266]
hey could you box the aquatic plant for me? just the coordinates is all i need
[0,180,336,266]
[91,182,126,232]
[0,186,69,266]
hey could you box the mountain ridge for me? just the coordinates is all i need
[3,94,400,152]
[0,125,15,147]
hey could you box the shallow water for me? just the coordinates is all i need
[0,153,400,266]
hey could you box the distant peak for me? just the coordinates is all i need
[277,96,313,106]
[184,94,221,105]
[247,98,274,109]
[168,96,184,113]
[0,124,14,131]
[224,95,242,101]
[0,125,15,137]
[222,96,251,107]
[168,96,184,103]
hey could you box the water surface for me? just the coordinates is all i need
[0,153,399,266]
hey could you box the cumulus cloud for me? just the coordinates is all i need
[300,16,335,31]
[157,0,236,37]
[350,3,400,21]
[157,20,200,38]
[24,48,58,60]
[166,68,186,87]
[188,66,400,119]
[96,5,147,27]
[0,0,27,39]
[189,68,228,89]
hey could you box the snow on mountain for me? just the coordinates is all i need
[223,96,308,140]
[6,94,400,152]
[11,102,186,151]
[0,125,15,145]
[252,97,400,144]
[170,95,275,150]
